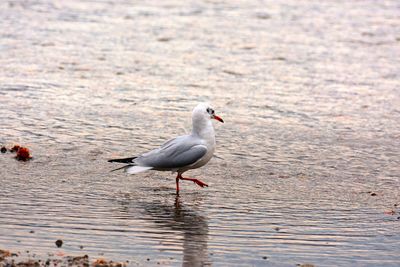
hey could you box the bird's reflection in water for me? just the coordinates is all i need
[117,193,210,266]
[146,196,210,266]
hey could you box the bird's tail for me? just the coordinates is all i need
[110,164,153,174]
[108,157,137,163]
[125,166,153,174]
[108,156,152,174]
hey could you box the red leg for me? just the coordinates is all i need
[179,176,208,188]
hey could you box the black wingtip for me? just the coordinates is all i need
[108,157,137,164]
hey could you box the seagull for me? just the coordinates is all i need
[108,103,224,194]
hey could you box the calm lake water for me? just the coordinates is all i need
[1,0,399,266]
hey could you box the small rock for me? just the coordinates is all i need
[29,230,35,233]
[157,37,172,42]
[241,45,255,50]
[274,227,280,231]
[256,13,271,20]
[55,239,63,248]
[272,57,286,61]
[1,146,7,153]
[370,193,377,196]
[262,256,268,260]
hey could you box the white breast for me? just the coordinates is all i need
[178,128,216,173]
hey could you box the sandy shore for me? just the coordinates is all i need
[0,249,127,267]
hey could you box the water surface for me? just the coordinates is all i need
[1,0,399,266]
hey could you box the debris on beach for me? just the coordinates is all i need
[384,210,396,215]
[384,204,400,216]
[12,259,40,267]
[67,254,89,266]
[1,144,32,161]
[16,147,32,161]
[10,144,20,152]
[93,258,108,266]
[0,249,11,260]
[93,258,127,267]
[0,249,126,267]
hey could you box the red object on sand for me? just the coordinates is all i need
[10,145,20,152]
[16,147,32,161]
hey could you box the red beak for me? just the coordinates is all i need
[213,115,224,123]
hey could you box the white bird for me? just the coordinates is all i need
[108,103,224,194]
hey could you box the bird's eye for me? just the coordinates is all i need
[206,108,215,115]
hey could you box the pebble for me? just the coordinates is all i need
[55,239,63,248]
[1,146,6,153]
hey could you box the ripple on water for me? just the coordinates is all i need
[1,0,400,266]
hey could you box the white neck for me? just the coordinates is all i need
[191,114,215,140]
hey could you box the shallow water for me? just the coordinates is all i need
[1,0,400,266]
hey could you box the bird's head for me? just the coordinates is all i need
[192,103,224,123]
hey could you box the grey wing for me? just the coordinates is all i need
[136,136,207,169]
